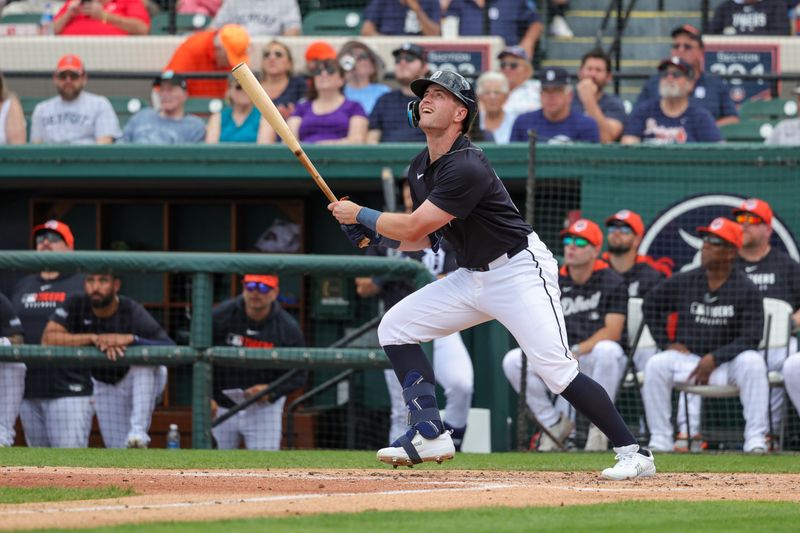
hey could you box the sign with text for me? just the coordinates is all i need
[422,43,492,82]
[704,44,780,103]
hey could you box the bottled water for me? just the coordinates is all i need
[166,424,181,449]
[39,3,54,36]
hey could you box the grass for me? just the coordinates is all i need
[1,448,800,473]
[17,501,800,533]
[0,485,134,504]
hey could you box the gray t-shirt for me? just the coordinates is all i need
[210,0,301,36]
[765,118,800,146]
[121,109,206,144]
[30,91,121,144]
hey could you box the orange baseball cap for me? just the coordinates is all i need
[697,217,743,249]
[32,219,75,249]
[561,218,603,248]
[243,274,279,289]
[56,54,84,74]
[732,198,773,226]
[305,40,337,62]
[605,209,645,236]
[218,24,250,67]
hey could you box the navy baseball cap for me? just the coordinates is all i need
[497,46,529,62]
[393,43,426,62]
[538,67,570,88]
[658,56,693,77]
[671,24,703,47]
[154,70,187,89]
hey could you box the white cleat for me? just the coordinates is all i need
[377,431,455,467]
[601,444,656,480]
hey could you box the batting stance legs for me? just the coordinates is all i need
[0,363,26,446]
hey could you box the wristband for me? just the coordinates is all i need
[356,206,381,232]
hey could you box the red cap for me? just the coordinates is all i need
[56,54,84,74]
[697,217,743,249]
[733,198,773,226]
[305,40,337,62]
[32,220,75,249]
[560,218,603,248]
[605,209,645,236]
[243,274,279,289]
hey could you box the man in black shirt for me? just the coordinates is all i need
[12,220,90,448]
[211,274,306,450]
[43,272,173,449]
[330,70,655,479]
[711,0,790,36]
[0,292,24,447]
[503,219,627,452]
[642,217,768,453]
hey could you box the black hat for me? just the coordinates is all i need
[538,67,570,88]
[392,43,426,62]
[658,56,693,78]
[671,24,703,47]
[410,70,477,133]
[153,70,187,89]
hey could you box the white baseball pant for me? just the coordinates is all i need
[212,396,287,450]
[378,233,579,396]
[0,363,26,446]
[385,331,475,443]
[502,340,626,428]
[643,349,768,452]
[20,396,93,448]
[92,365,168,448]
[783,352,800,417]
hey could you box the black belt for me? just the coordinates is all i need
[467,239,529,272]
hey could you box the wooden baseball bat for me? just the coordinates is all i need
[231,62,369,247]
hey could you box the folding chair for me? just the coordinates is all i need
[616,297,655,439]
[761,297,794,451]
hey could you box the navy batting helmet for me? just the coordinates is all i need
[407,70,478,134]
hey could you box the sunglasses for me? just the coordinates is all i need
[354,52,371,61]
[607,225,634,235]
[735,213,764,225]
[395,52,420,64]
[660,69,688,79]
[311,62,338,76]
[35,231,64,244]
[671,43,697,51]
[245,281,273,294]
[500,61,520,70]
[702,235,732,247]
[56,71,81,81]
[263,50,286,59]
[563,236,591,248]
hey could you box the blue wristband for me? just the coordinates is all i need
[356,207,381,232]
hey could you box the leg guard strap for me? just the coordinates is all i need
[396,433,423,464]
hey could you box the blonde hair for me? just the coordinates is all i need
[260,40,294,78]
[0,72,8,102]
[476,71,509,95]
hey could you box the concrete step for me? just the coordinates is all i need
[561,11,702,38]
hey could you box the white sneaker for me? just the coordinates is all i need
[538,414,575,452]
[584,424,609,452]
[601,444,656,480]
[377,431,455,467]
[549,15,574,38]
[126,436,148,449]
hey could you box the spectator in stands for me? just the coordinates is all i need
[338,40,390,115]
[164,23,250,98]
[122,71,205,144]
[503,219,627,451]
[367,43,428,143]
[0,71,26,145]
[209,0,301,36]
[444,0,543,61]
[498,46,541,116]
[30,54,121,145]
[622,57,722,145]
[177,0,221,17]
[510,67,599,143]
[0,292,24,447]
[361,0,441,36]
[260,40,307,121]
[710,0,790,35]
[207,74,267,143]
[304,39,337,75]
[642,217,768,453]
[211,274,306,450]
[574,49,626,144]
[42,272,172,448]
[279,59,367,144]
[636,25,739,127]
[476,71,515,144]
[765,86,800,145]
[11,221,91,448]
[53,0,150,35]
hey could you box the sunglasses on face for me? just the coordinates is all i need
[57,71,81,81]
[354,52,371,61]
[500,61,520,70]
[395,53,420,64]
[607,224,634,235]
[671,43,696,51]
[563,236,591,248]
[245,281,273,294]
[311,63,338,76]
[263,50,286,59]
[660,69,687,79]
[735,213,764,225]
[702,235,731,247]
[35,231,64,244]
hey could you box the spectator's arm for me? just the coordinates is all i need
[577,80,622,143]
[53,0,79,35]
[102,10,150,35]
[95,98,122,144]
[355,277,382,297]
[205,112,221,143]
[621,105,645,144]
[30,104,44,144]
[716,115,739,127]
[318,116,368,145]
[360,0,381,35]
[257,117,277,144]
[518,21,543,61]
[575,313,625,355]
[283,26,301,36]
[96,135,115,145]
[41,321,97,347]
[366,129,382,143]
[5,96,26,145]
[408,0,440,35]
[287,115,302,140]
[360,20,380,35]
[621,134,640,144]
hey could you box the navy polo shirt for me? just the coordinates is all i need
[447,0,540,45]
[636,72,738,120]
[510,109,600,143]
[572,92,628,123]
[624,99,722,143]
[363,0,441,35]
[369,90,427,142]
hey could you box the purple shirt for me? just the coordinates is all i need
[292,99,366,143]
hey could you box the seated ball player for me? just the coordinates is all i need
[0,292,24,447]
[41,272,172,449]
[642,217,768,453]
[211,274,306,450]
[503,219,627,451]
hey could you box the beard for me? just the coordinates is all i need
[658,81,683,98]
[90,293,114,309]
[608,243,633,255]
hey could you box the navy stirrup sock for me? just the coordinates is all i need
[383,344,435,383]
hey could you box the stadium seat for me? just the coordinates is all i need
[0,13,43,24]
[302,9,362,35]
[149,12,210,35]
[720,119,775,142]
[739,99,797,120]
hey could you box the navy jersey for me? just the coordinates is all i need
[510,109,600,143]
[447,0,539,45]
[407,135,532,268]
[50,294,174,385]
[624,99,722,143]
[710,0,789,35]
[736,247,800,310]
[636,72,738,121]
[0,293,23,338]
[212,298,306,408]
[559,262,627,345]
[363,0,441,35]
[369,90,427,142]
[272,75,308,108]
[643,268,763,364]
[572,92,628,124]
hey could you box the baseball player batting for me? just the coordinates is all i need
[329,70,655,479]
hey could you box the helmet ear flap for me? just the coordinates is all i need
[407,99,421,128]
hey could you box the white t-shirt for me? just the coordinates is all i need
[765,118,800,146]
[503,79,541,116]
[0,99,11,145]
[479,110,518,145]
[210,0,301,36]
[30,91,121,144]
